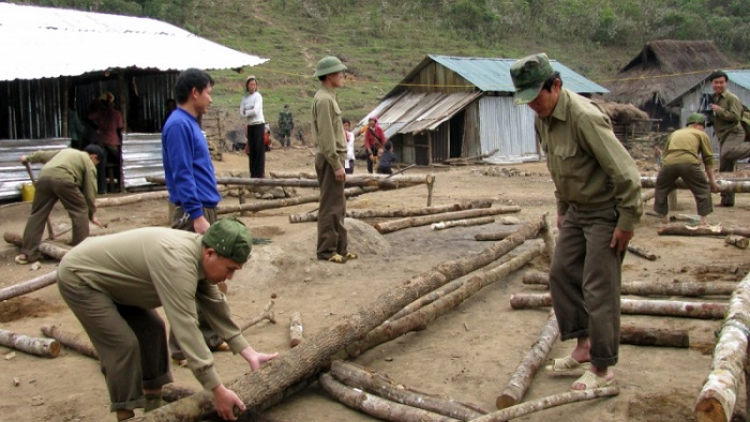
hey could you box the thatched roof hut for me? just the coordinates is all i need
[603,40,733,126]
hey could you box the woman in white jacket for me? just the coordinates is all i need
[343,118,355,174]
[240,76,266,178]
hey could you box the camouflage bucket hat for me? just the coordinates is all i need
[686,113,706,126]
[509,53,555,106]
[202,218,253,264]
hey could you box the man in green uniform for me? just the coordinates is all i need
[278,104,295,149]
[15,145,104,265]
[654,113,720,225]
[709,71,750,207]
[57,218,278,422]
[510,53,642,390]
[312,56,357,263]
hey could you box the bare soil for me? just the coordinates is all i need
[1,148,748,422]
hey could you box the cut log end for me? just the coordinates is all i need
[48,340,61,358]
[495,394,516,410]
[694,398,727,422]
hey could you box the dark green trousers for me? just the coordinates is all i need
[654,163,713,217]
[315,153,348,260]
[719,126,750,206]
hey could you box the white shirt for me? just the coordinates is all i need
[239,92,265,125]
[346,130,356,161]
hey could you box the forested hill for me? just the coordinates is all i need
[10,0,750,124]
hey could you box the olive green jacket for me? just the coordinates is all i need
[535,89,643,231]
[712,89,742,141]
[312,86,346,170]
[662,127,715,168]
[27,148,98,218]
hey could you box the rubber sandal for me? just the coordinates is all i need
[571,370,615,391]
[328,253,346,264]
[14,254,29,265]
[214,342,230,352]
[172,358,188,367]
[545,355,587,373]
[344,252,358,260]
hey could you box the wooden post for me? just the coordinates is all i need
[238,188,248,217]
[0,328,60,358]
[427,177,434,207]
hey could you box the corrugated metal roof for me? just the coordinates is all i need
[0,3,268,81]
[428,55,609,94]
[726,70,750,92]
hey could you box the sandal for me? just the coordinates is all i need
[571,370,615,391]
[214,342,230,352]
[344,252,358,260]
[328,253,347,264]
[545,355,587,373]
[14,254,29,265]
[172,358,188,368]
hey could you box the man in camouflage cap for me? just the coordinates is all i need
[57,218,278,421]
[510,53,642,391]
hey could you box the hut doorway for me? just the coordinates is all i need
[449,110,465,159]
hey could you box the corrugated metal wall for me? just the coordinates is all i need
[408,62,475,94]
[121,133,165,189]
[1,79,63,140]
[479,96,539,163]
[0,137,70,201]
[463,101,481,157]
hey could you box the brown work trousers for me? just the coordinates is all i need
[315,153,348,260]
[21,177,89,261]
[549,205,623,368]
[57,267,172,412]
[168,205,223,360]
[719,126,750,206]
[653,163,713,217]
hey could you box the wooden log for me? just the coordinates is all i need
[0,328,60,358]
[658,224,750,238]
[134,217,548,422]
[216,175,432,190]
[432,217,495,230]
[522,271,549,286]
[725,235,749,250]
[319,373,461,422]
[4,232,71,261]
[375,206,521,234]
[40,325,99,359]
[475,230,515,241]
[496,312,559,410]
[330,360,487,420]
[268,171,318,179]
[239,301,276,332]
[0,271,58,302]
[509,293,728,319]
[471,387,619,422]
[620,324,689,348]
[627,242,659,260]
[289,200,494,223]
[695,272,750,422]
[641,176,750,194]
[95,190,169,208]
[217,186,380,215]
[427,177,435,207]
[642,189,655,203]
[289,312,304,348]
[540,214,556,260]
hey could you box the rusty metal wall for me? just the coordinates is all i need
[0,137,70,201]
[409,62,475,94]
[0,79,63,140]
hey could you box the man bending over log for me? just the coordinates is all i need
[510,54,642,390]
[57,218,278,421]
[653,113,720,225]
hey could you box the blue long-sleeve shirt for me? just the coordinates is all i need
[162,108,221,220]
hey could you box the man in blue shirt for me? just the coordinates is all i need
[162,68,227,366]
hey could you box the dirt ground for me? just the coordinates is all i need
[1,147,749,422]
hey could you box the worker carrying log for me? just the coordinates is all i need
[652,113,720,226]
[56,218,278,422]
[510,53,642,391]
[15,145,106,265]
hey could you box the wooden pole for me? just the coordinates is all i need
[0,271,58,302]
[695,272,750,422]
[658,224,750,238]
[431,217,495,230]
[134,216,548,422]
[24,161,55,239]
[4,232,71,261]
[289,200,493,223]
[427,177,435,207]
[40,325,99,359]
[375,206,521,234]
[95,191,169,208]
[217,186,380,215]
[471,387,619,422]
[627,242,659,260]
[147,175,434,190]
[330,360,487,420]
[289,312,304,348]
[496,311,559,410]
[509,293,728,319]
[475,230,515,241]
[0,328,60,358]
[239,301,276,332]
[641,176,750,194]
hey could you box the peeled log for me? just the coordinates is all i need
[290,200,493,223]
[0,328,60,358]
[40,325,99,359]
[475,231,515,241]
[496,312,559,410]
[472,387,619,422]
[658,224,750,238]
[695,272,750,422]
[627,243,659,260]
[432,217,495,230]
[4,231,71,261]
[218,186,379,215]
[642,189,655,202]
[510,293,728,319]
[95,190,169,208]
[135,217,548,422]
[213,175,433,190]
[641,176,750,194]
[375,206,521,234]
[620,324,689,348]
[319,373,461,422]
[330,360,486,420]
[725,235,749,250]
[289,312,304,348]
[0,271,58,302]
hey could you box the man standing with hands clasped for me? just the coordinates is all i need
[311,56,358,264]
[510,53,642,391]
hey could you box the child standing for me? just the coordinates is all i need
[377,141,396,175]
[343,118,355,174]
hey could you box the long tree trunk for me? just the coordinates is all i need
[40,325,99,359]
[0,328,60,358]
[214,175,433,189]
[319,373,462,422]
[95,190,169,208]
[217,186,380,215]
[471,387,619,422]
[134,217,549,422]
[658,224,750,238]
[432,217,495,230]
[496,312,559,410]
[510,293,728,319]
[375,207,521,234]
[289,200,493,223]
[330,360,487,420]
[620,325,689,348]
[695,273,750,422]
[4,231,71,261]
[641,176,750,194]
[0,271,58,302]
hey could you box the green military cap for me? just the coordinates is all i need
[510,53,555,106]
[202,218,253,264]
[686,113,706,126]
[313,56,347,78]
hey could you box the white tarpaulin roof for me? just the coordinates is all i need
[0,3,268,81]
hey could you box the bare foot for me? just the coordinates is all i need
[569,338,592,364]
